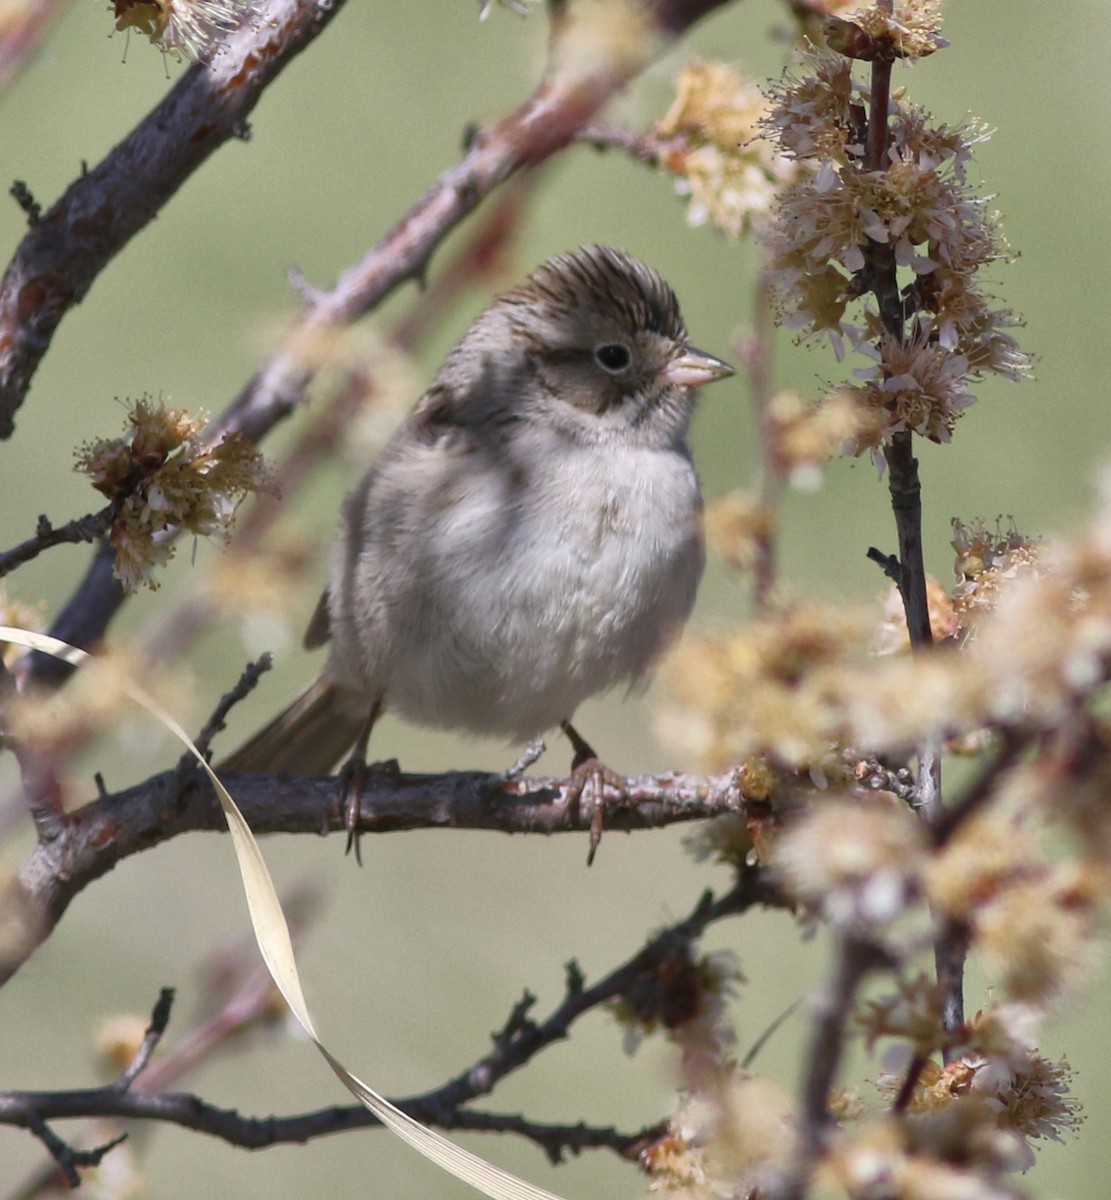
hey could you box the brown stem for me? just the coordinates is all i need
[0,509,113,580]
[0,0,349,438]
[781,934,889,1200]
[861,3,958,1037]
[2,765,755,985]
[0,873,773,1179]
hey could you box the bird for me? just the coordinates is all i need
[222,246,733,858]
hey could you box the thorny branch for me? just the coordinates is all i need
[0,872,775,1174]
[182,654,273,767]
[2,765,755,985]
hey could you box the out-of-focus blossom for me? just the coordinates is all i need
[657,61,794,240]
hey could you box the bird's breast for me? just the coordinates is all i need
[377,440,704,739]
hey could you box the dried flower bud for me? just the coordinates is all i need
[608,938,742,1055]
[831,1,948,62]
[823,16,886,62]
[75,397,274,592]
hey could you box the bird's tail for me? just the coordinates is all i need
[218,673,366,777]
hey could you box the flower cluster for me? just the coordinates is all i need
[643,1073,796,1200]
[824,0,947,63]
[652,475,1111,1195]
[608,937,743,1060]
[108,0,252,61]
[774,795,925,928]
[950,517,1042,634]
[662,603,875,770]
[760,20,1029,459]
[656,61,794,241]
[75,396,273,591]
[868,1002,1085,1169]
[672,464,1111,774]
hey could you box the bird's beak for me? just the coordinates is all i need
[660,346,736,388]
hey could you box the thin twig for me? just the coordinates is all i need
[891,1051,928,1115]
[21,1112,126,1189]
[185,655,273,765]
[113,988,175,1092]
[0,873,771,1171]
[7,902,316,1199]
[576,122,689,167]
[781,934,890,1200]
[0,509,113,580]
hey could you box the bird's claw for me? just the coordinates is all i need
[339,756,400,865]
[340,755,368,864]
[565,757,626,866]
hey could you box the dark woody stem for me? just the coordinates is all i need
[865,3,960,1037]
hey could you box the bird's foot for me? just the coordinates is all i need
[565,757,627,866]
[339,755,399,865]
[560,720,625,866]
[503,738,547,781]
[339,754,367,864]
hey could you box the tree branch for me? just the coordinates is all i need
[0,509,113,580]
[780,933,892,1200]
[0,0,349,437]
[858,2,956,1035]
[0,870,773,1170]
[3,765,754,984]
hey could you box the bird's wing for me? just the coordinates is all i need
[303,587,331,649]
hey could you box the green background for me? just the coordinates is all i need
[1,1,1109,1197]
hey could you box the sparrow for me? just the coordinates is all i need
[222,246,733,857]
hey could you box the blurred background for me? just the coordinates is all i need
[1,1,1109,1196]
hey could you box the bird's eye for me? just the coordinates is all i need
[594,344,631,373]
